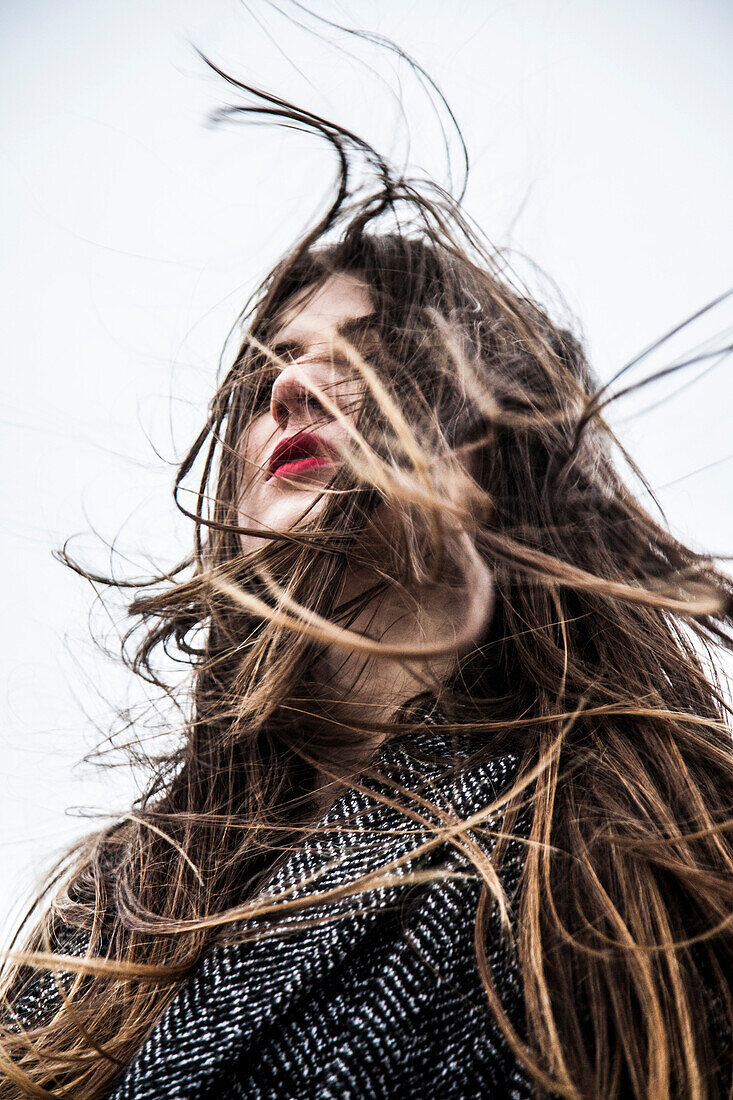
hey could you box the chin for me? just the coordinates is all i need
[237,492,328,557]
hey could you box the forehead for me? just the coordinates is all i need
[274,272,373,345]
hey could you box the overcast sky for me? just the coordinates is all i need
[1,0,731,938]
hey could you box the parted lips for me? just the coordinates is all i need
[267,432,339,478]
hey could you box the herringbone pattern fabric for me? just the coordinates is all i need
[106,730,531,1098]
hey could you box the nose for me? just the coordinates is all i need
[270,365,329,431]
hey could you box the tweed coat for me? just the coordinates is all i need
[13,722,532,1099]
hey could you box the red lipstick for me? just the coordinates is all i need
[267,432,338,480]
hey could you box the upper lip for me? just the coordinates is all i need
[267,431,338,477]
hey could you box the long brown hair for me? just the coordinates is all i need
[2,65,733,1100]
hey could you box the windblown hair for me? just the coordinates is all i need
[2,67,733,1100]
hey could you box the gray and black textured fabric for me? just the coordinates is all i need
[10,722,532,1098]
[106,727,531,1100]
[10,723,733,1098]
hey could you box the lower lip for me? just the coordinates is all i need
[270,455,335,479]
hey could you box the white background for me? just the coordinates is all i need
[1,0,731,940]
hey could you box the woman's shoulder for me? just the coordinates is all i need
[107,717,532,1099]
[3,925,91,1033]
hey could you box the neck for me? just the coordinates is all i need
[315,575,473,731]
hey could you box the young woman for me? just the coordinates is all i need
[2,74,733,1100]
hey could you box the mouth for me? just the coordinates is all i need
[267,432,339,481]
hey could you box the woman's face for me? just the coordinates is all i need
[235,269,494,719]
[237,272,373,554]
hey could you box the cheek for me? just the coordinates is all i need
[237,417,274,491]
[235,420,272,553]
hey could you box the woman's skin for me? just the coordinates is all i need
[237,273,494,726]
[237,273,373,553]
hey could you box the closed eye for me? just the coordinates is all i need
[270,338,304,364]
[243,342,304,413]
[240,359,280,413]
